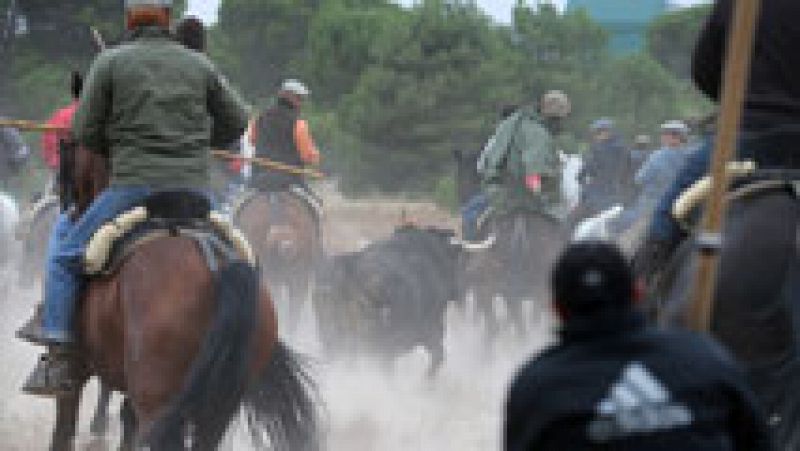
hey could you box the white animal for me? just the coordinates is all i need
[0,192,20,265]
[559,151,583,212]
[572,204,623,242]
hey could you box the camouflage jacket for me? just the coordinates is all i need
[477,105,563,219]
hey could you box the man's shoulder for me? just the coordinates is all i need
[641,328,741,377]
[112,39,215,69]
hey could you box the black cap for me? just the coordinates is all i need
[176,16,205,53]
[552,241,634,316]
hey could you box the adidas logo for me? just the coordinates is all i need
[587,361,694,443]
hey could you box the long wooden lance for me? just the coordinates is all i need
[0,119,325,178]
[0,118,67,132]
[211,150,325,179]
[687,0,762,332]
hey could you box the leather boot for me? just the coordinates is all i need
[16,304,46,345]
[23,346,79,397]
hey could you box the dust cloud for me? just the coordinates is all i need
[0,195,556,450]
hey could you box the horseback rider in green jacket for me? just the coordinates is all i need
[463,90,571,241]
[21,0,250,396]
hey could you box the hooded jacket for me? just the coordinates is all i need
[505,310,774,451]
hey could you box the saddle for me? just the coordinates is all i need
[673,163,800,229]
[84,191,255,276]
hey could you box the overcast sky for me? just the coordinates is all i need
[186,0,712,25]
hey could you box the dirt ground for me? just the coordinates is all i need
[0,190,555,451]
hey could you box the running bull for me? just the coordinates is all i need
[313,224,461,376]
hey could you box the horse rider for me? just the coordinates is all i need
[575,118,635,220]
[612,121,691,234]
[459,104,517,242]
[504,241,774,451]
[630,134,653,172]
[635,0,800,280]
[462,90,571,244]
[248,79,320,197]
[13,73,82,270]
[22,0,249,396]
[0,117,30,193]
[41,73,83,181]
[174,15,243,204]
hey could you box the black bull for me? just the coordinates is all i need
[653,185,800,449]
[313,226,460,375]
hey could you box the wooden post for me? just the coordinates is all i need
[688,0,762,331]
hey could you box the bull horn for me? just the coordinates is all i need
[451,234,497,251]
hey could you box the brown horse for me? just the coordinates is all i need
[50,143,319,450]
[235,191,321,334]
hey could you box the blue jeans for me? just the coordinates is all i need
[461,192,489,241]
[648,127,800,243]
[42,186,152,342]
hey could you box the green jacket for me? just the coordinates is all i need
[477,105,563,218]
[73,26,250,188]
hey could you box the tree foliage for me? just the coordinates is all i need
[646,5,713,79]
[4,0,713,199]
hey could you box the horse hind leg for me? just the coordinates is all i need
[89,382,112,437]
[119,397,137,451]
[50,381,86,451]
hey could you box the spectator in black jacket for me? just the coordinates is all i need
[504,241,773,451]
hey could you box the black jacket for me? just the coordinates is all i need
[504,310,774,451]
[252,98,303,190]
[694,0,800,129]
[580,135,633,209]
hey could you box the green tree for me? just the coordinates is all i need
[333,1,521,192]
[510,3,609,145]
[210,0,318,104]
[646,5,712,79]
[596,53,680,135]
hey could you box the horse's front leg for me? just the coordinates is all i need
[89,382,112,437]
[50,379,86,451]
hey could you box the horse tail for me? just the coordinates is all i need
[147,260,259,449]
[242,341,320,451]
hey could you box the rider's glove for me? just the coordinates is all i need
[525,173,542,193]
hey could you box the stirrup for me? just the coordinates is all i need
[16,306,47,345]
[22,351,79,397]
